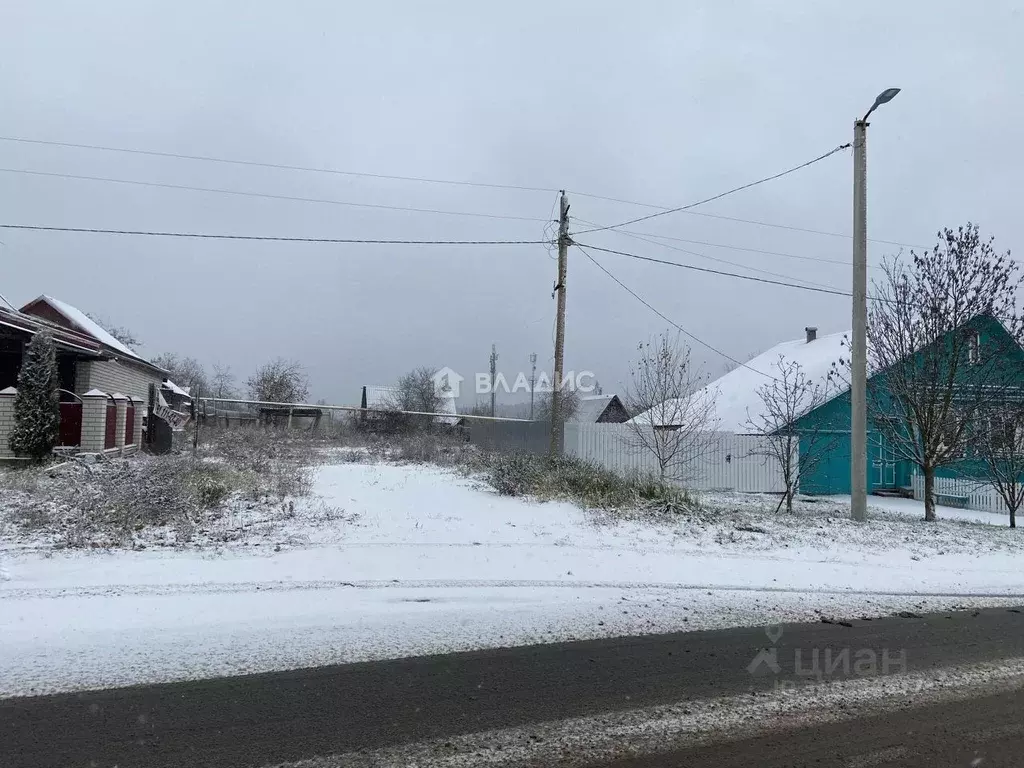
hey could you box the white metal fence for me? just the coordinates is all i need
[563,423,786,492]
[910,474,1009,513]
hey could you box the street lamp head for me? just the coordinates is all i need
[864,87,901,120]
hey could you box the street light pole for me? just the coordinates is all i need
[850,118,869,522]
[851,87,900,523]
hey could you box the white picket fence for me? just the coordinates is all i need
[910,474,1009,514]
[563,423,786,492]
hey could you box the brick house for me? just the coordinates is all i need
[0,295,166,460]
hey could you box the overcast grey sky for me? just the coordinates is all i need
[2,1,1022,404]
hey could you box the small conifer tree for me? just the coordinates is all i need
[9,330,60,461]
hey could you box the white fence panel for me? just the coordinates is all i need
[563,424,787,493]
[910,474,1009,514]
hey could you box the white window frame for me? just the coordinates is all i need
[968,331,981,365]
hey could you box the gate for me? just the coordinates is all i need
[57,390,82,447]
[104,402,117,450]
[124,401,135,445]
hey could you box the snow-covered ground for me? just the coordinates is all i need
[2,460,1023,697]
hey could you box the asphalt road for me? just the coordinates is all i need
[601,688,1024,767]
[4,607,1024,768]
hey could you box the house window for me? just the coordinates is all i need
[968,331,981,365]
[988,414,1020,456]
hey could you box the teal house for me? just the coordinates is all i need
[638,318,1024,496]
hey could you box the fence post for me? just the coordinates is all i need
[0,387,16,458]
[192,387,200,457]
[80,390,108,454]
[112,393,128,455]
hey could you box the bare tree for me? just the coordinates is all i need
[211,364,237,399]
[744,355,835,513]
[864,224,1024,521]
[623,332,718,481]
[151,352,210,396]
[382,366,445,432]
[86,312,142,350]
[968,402,1024,528]
[247,358,309,403]
[387,367,444,411]
[535,387,581,424]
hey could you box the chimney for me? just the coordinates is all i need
[805,326,818,343]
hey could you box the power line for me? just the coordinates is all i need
[0,223,549,245]
[574,242,854,299]
[0,135,559,195]
[610,227,855,267]
[574,244,772,378]
[574,217,847,292]
[0,168,551,223]
[0,134,927,248]
[572,144,852,235]
[570,190,924,249]
[616,229,846,293]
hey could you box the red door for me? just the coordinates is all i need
[104,403,117,449]
[58,403,82,447]
[124,404,135,445]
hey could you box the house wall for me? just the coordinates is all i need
[76,359,161,402]
[795,315,1024,495]
[794,390,915,495]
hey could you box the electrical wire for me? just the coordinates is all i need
[0,133,926,248]
[0,135,559,195]
[574,243,772,378]
[572,144,852,235]
[608,227,857,268]
[0,223,549,245]
[571,193,924,249]
[573,217,847,292]
[574,242,854,298]
[0,168,550,223]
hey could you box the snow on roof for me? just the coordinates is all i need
[162,379,191,397]
[34,295,141,360]
[631,329,848,432]
[570,394,616,423]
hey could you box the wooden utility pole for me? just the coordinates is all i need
[489,343,498,417]
[549,191,569,457]
[529,352,537,420]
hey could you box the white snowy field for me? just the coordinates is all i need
[2,460,1023,697]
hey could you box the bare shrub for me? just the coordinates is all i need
[200,426,319,501]
[394,431,477,466]
[483,452,697,513]
[0,467,43,494]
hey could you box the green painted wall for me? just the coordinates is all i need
[788,314,1022,496]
